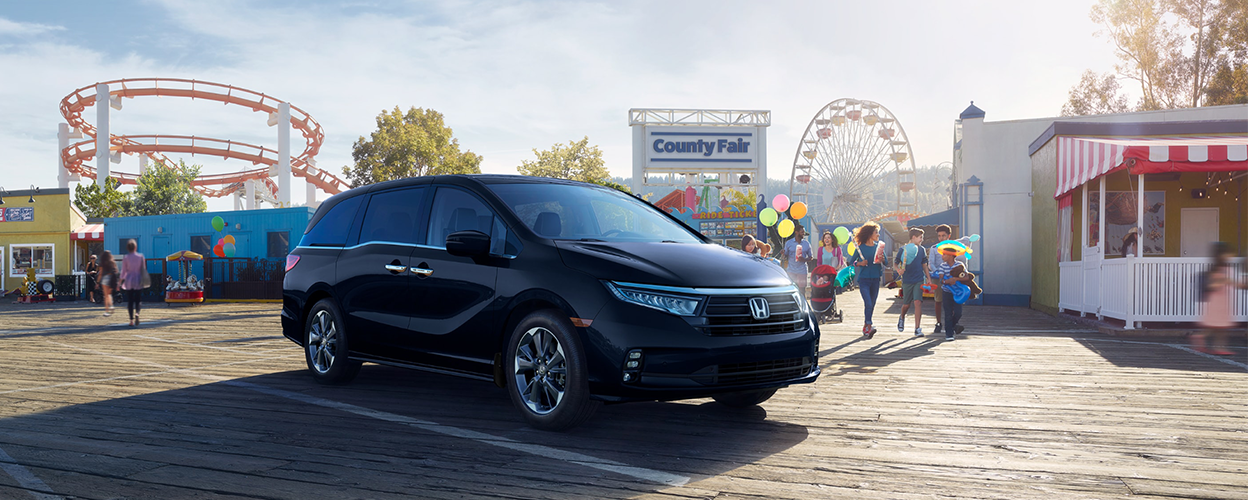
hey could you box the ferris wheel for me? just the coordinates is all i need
[789,98,917,224]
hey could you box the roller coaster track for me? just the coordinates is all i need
[59,78,349,199]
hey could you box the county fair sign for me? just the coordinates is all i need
[645,127,759,166]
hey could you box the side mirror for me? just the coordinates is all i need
[446,230,490,257]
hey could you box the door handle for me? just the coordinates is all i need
[410,267,434,276]
[384,264,408,273]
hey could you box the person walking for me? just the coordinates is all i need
[783,224,814,299]
[846,221,885,338]
[932,245,973,341]
[928,224,970,333]
[98,251,117,316]
[816,230,845,270]
[894,228,929,337]
[119,239,147,327]
[1191,242,1246,355]
[85,255,99,304]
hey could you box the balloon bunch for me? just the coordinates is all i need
[210,216,236,258]
[757,195,809,238]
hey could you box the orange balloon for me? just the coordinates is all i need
[789,202,807,220]
[223,235,236,245]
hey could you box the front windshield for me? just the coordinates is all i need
[487,182,704,243]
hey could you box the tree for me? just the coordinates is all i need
[343,106,482,187]
[517,136,610,184]
[129,160,207,216]
[74,176,132,218]
[1205,60,1248,104]
[1062,70,1134,116]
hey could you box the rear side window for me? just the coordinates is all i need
[301,195,363,247]
[359,187,427,245]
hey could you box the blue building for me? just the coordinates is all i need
[103,207,315,281]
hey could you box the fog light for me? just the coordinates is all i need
[628,351,641,360]
[626,360,639,368]
[622,349,644,384]
[623,372,633,382]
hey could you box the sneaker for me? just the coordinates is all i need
[934,322,942,333]
[955,325,965,335]
[945,335,955,341]
[862,325,870,336]
[867,327,877,339]
[914,327,923,337]
[897,316,905,332]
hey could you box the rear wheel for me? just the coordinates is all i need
[505,310,599,431]
[712,388,778,408]
[304,299,362,385]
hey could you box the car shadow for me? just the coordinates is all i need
[0,365,810,498]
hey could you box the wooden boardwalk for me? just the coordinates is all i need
[0,292,1243,499]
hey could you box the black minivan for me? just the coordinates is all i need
[282,175,820,430]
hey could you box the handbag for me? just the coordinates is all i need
[141,270,152,289]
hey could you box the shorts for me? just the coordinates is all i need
[929,277,942,302]
[901,282,924,303]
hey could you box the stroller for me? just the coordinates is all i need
[809,265,844,324]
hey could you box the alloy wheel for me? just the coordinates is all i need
[308,309,338,374]
[512,326,567,415]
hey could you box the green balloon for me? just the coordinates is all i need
[223,243,236,258]
[211,216,225,232]
[833,226,851,245]
[759,208,778,227]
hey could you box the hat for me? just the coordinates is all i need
[937,240,971,256]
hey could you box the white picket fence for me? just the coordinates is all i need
[1059,257,1247,327]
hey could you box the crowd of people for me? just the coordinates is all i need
[82,239,148,327]
[747,223,977,342]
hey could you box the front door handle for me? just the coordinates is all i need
[410,267,434,276]
[384,264,408,273]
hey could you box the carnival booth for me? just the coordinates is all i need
[1032,121,1248,327]
[165,250,204,303]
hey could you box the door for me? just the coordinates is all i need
[1181,208,1219,257]
[336,187,428,357]
[404,186,501,374]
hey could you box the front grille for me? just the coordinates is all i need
[688,357,812,386]
[698,293,805,336]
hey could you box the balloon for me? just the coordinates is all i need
[968,234,981,242]
[833,226,851,245]
[759,208,778,227]
[223,235,236,245]
[789,201,807,220]
[777,219,794,238]
[772,194,790,212]
[835,266,857,287]
[847,242,857,256]
[211,216,225,232]
[223,243,236,258]
[213,244,225,258]
[949,282,971,304]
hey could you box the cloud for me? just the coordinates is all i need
[0,17,65,37]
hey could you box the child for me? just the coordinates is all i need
[894,228,929,336]
[1192,242,1246,355]
[931,243,974,341]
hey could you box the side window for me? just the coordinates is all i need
[267,231,290,258]
[427,187,515,256]
[301,195,363,247]
[358,187,427,245]
[190,235,211,257]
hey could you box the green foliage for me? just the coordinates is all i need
[130,160,208,216]
[1205,60,1248,104]
[343,107,483,187]
[517,136,609,184]
[73,176,132,218]
[1062,70,1134,116]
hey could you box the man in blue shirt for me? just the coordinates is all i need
[894,228,929,336]
[783,224,813,299]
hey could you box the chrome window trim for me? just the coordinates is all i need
[610,281,798,296]
[295,241,518,259]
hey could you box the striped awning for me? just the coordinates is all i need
[1055,136,1248,198]
[71,223,104,241]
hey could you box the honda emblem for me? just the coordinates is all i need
[748,297,770,320]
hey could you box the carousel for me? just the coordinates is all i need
[165,250,204,303]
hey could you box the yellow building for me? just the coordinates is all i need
[0,188,88,294]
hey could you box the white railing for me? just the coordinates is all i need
[1058,261,1083,313]
[1059,257,1247,326]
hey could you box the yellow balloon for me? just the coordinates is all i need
[789,201,807,220]
[777,219,794,238]
[847,242,857,256]
[223,235,236,245]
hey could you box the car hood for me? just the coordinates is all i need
[553,240,793,288]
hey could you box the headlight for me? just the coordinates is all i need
[793,292,809,313]
[604,282,703,316]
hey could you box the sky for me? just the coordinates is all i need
[0,0,1120,212]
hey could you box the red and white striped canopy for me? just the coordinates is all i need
[1055,136,1248,198]
[71,223,104,241]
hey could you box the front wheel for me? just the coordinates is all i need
[712,388,778,408]
[304,299,362,385]
[505,310,599,431]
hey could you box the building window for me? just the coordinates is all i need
[190,235,211,257]
[267,231,290,258]
[118,238,140,255]
[10,244,54,278]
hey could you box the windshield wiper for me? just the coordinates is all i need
[578,238,607,242]
[661,240,682,243]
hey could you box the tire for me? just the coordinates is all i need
[504,310,599,431]
[712,388,778,408]
[304,299,362,385]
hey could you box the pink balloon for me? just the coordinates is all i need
[772,194,790,212]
